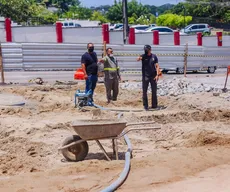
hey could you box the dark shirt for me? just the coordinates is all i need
[81,52,98,75]
[141,53,158,77]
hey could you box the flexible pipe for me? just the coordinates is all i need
[101,113,132,192]
[0,102,25,107]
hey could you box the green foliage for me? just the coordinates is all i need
[61,6,92,20]
[156,13,192,28]
[91,11,108,24]
[0,0,58,24]
[106,2,123,23]
[30,4,58,24]
[0,0,33,23]
[223,10,230,23]
[106,0,150,23]
[1,0,228,27]
[171,1,229,23]
[52,0,81,12]
[36,0,81,11]
[157,4,174,15]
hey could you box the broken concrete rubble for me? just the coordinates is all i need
[120,77,224,97]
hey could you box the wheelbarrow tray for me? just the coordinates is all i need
[72,119,127,140]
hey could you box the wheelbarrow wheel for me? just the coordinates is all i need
[61,135,89,162]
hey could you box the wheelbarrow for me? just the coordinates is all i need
[59,119,161,161]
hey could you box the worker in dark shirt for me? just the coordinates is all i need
[137,45,160,111]
[81,43,98,105]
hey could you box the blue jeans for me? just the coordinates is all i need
[85,74,98,102]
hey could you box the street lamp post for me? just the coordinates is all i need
[181,4,186,31]
[122,0,128,44]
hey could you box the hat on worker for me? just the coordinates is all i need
[144,45,151,50]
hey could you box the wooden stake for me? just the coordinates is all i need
[223,66,230,92]
[184,43,188,77]
[103,41,106,57]
[0,43,5,85]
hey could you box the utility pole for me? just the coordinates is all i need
[122,0,129,44]
[181,4,186,30]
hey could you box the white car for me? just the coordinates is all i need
[110,23,123,31]
[59,20,81,28]
[130,25,149,33]
[143,26,175,34]
[180,23,212,35]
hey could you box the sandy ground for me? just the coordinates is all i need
[0,81,230,192]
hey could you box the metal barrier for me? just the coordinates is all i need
[1,43,230,71]
[2,43,23,69]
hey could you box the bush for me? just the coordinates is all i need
[156,13,192,28]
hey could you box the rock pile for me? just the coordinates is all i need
[120,77,221,97]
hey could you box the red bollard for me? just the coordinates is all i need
[102,24,110,44]
[216,32,222,46]
[128,28,135,44]
[56,22,63,43]
[153,30,159,45]
[197,32,202,46]
[174,31,180,45]
[5,18,12,42]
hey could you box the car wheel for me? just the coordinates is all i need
[203,31,210,36]
[176,68,184,74]
[207,67,216,73]
[162,70,168,74]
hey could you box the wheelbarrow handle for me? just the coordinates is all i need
[58,139,85,151]
[126,121,156,126]
[118,127,161,139]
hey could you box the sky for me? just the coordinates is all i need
[81,0,184,7]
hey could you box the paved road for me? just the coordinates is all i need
[0,68,229,88]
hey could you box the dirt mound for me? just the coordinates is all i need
[0,136,55,175]
[1,83,230,191]
[184,130,230,147]
[129,109,230,124]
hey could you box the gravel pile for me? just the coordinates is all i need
[120,77,222,97]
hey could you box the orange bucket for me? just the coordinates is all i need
[74,68,85,80]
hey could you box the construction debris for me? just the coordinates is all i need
[120,77,221,97]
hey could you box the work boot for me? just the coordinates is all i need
[144,106,149,111]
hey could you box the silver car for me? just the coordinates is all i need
[181,24,211,35]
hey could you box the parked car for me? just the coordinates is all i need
[110,23,123,31]
[180,23,212,35]
[161,66,217,74]
[143,26,175,34]
[130,25,150,33]
[60,21,81,28]
[149,24,156,27]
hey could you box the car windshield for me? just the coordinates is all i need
[135,26,148,30]
[115,24,123,29]
[185,24,192,29]
[145,26,153,31]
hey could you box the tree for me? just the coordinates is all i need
[0,0,33,23]
[36,0,81,12]
[106,1,123,23]
[171,1,229,23]
[106,0,150,23]
[157,4,174,15]
[61,6,92,20]
[91,11,108,24]
[30,4,58,24]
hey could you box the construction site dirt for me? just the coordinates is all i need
[0,80,230,192]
